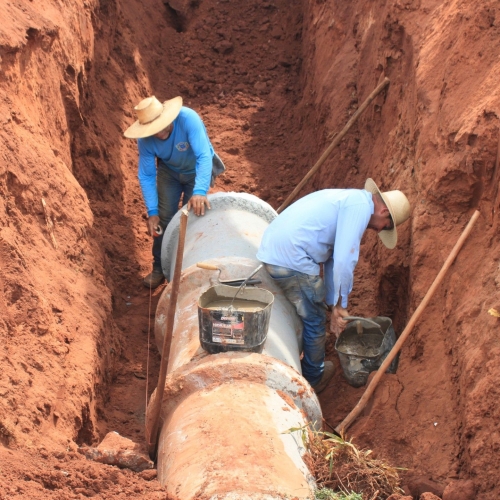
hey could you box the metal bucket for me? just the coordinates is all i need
[334,316,399,388]
[198,284,274,354]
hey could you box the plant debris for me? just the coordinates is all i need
[286,424,405,500]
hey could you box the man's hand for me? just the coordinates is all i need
[187,195,211,216]
[331,305,349,338]
[147,215,161,237]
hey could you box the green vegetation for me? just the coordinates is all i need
[315,488,363,500]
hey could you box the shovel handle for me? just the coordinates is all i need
[196,262,219,271]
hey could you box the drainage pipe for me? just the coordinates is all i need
[146,192,322,499]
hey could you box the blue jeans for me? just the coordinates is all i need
[152,163,195,269]
[264,264,327,386]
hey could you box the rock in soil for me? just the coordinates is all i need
[78,431,154,472]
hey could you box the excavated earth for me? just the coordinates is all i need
[1,0,500,498]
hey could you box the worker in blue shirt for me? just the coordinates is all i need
[124,96,225,288]
[257,179,410,393]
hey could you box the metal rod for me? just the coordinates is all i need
[229,263,263,309]
[277,77,390,214]
[335,210,481,434]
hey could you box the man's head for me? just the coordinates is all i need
[365,178,411,249]
[123,96,182,139]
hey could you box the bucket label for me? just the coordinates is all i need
[211,311,245,345]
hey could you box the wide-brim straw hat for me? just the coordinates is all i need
[364,178,411,249]
[124,96,183,139]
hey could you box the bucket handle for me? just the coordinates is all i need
[343,316,383,334]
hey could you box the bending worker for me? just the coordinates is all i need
[124,95,224,288]
[256,179,411,393]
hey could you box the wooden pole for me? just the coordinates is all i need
[147,209,189,454]
[277,77,390,214]
[335,210,481,434]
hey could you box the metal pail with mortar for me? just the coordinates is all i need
[198,284,274,354]
[334,316,399,388]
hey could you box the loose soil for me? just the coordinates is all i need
[1,0,500,498]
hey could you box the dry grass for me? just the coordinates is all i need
[286,425,405,500]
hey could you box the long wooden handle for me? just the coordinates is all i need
[147,209,189,454]
[277,77,390,214]
[196,262,219,271]
[336,210,481,434]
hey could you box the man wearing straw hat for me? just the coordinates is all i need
[257,179,410,393]
[124,96,225,288]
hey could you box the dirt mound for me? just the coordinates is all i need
[1,0,499,498]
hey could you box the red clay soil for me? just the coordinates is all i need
[1,0,500,498]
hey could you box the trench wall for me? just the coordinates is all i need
[1,0,109,448]
[0,0,163,448]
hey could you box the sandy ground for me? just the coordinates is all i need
[1,0,500,498]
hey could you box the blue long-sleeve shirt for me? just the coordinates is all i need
[256,189,374,308]
[137,107,214,216]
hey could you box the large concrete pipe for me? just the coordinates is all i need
[146,192,322,499]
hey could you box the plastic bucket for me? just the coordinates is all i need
[198,284,274,354]
[334,316,399,388]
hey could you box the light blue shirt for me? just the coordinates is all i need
[137,107,214,216]
[257,189,374,308]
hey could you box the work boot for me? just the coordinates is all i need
[143,268,165,289]
[312,361,334,394]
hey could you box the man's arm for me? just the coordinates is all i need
[325,199,373,309]
[183,109,213,216]
[137,139,159,217]
[329,203,371,308]
[325,256,349,337]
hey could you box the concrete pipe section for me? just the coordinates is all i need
[146,192,322,499]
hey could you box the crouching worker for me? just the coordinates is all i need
[124,96,225,288]
[256,179,411,393]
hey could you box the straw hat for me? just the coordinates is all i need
[364,178,411,249]
[123,96,183,139]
